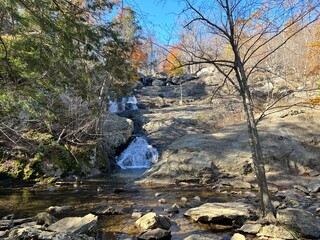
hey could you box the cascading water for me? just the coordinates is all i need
[108,96,138,113]
[117,137,159,169]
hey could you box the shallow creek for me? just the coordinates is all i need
[0,169,254,240]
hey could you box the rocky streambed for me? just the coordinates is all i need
[1,69,320,239]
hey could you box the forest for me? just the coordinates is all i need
[0,0,320,240]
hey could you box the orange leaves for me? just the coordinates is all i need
[306,97,320,105]
[130,44,148,71]
[161,45,184,76]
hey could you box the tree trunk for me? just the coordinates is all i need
[241,87,276,220]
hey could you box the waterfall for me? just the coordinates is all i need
[117,137,159,169]
[108,96,138,113]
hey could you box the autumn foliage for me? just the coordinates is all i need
[130,44,148,72]
[161,45,185,76]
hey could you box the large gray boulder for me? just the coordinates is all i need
[102,113,134,148]
[135,212,171,232]
[277,208,320,239]
[48,214,97,235]
[184,202,255,224]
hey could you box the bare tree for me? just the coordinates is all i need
[174,0,320,220]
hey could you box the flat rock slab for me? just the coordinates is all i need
[48,214,97,235]
[184,202,255,224]
[277,208,320,239]
[138,228,171,240]
[306,180,320,193]
[239,223,262,234]
[257,225,293,239]
[0,220,14,230]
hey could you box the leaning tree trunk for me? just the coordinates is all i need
[241,87,276,220]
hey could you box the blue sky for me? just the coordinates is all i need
[124,0,185,42]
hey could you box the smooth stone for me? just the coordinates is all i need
[13,218,33,226]
[158,198,167,204]
[135,212,171,232]
[230,233,245,240]
[181,197,188,202]
[194,196,201,202]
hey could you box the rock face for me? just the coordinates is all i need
[277,208,320,239]
[184,202,255,224]
[135,212,171,232]
[48,214,97,235]
[138,109,320,185]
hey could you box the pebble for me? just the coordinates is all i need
[194,196,201,202]
[181,197,188,202]
[158,198,167,204]
[155,192,162,197]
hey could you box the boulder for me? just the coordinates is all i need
[153,79,166,86]
[48,214,97,235]
[257,225,294,239]
[184,202,255,224]
[230,233,246,240]
[196,66,216,77]
[277,208,320,239]
[135,212,171,232]
[102,113,134,148]
[137,228,171,240]
[34,212,57,226]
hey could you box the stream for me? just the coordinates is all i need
[0,96,250,239]
[0,169,241,240]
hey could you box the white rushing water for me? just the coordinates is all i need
[117,137,159,169]
[108,96,138,113]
